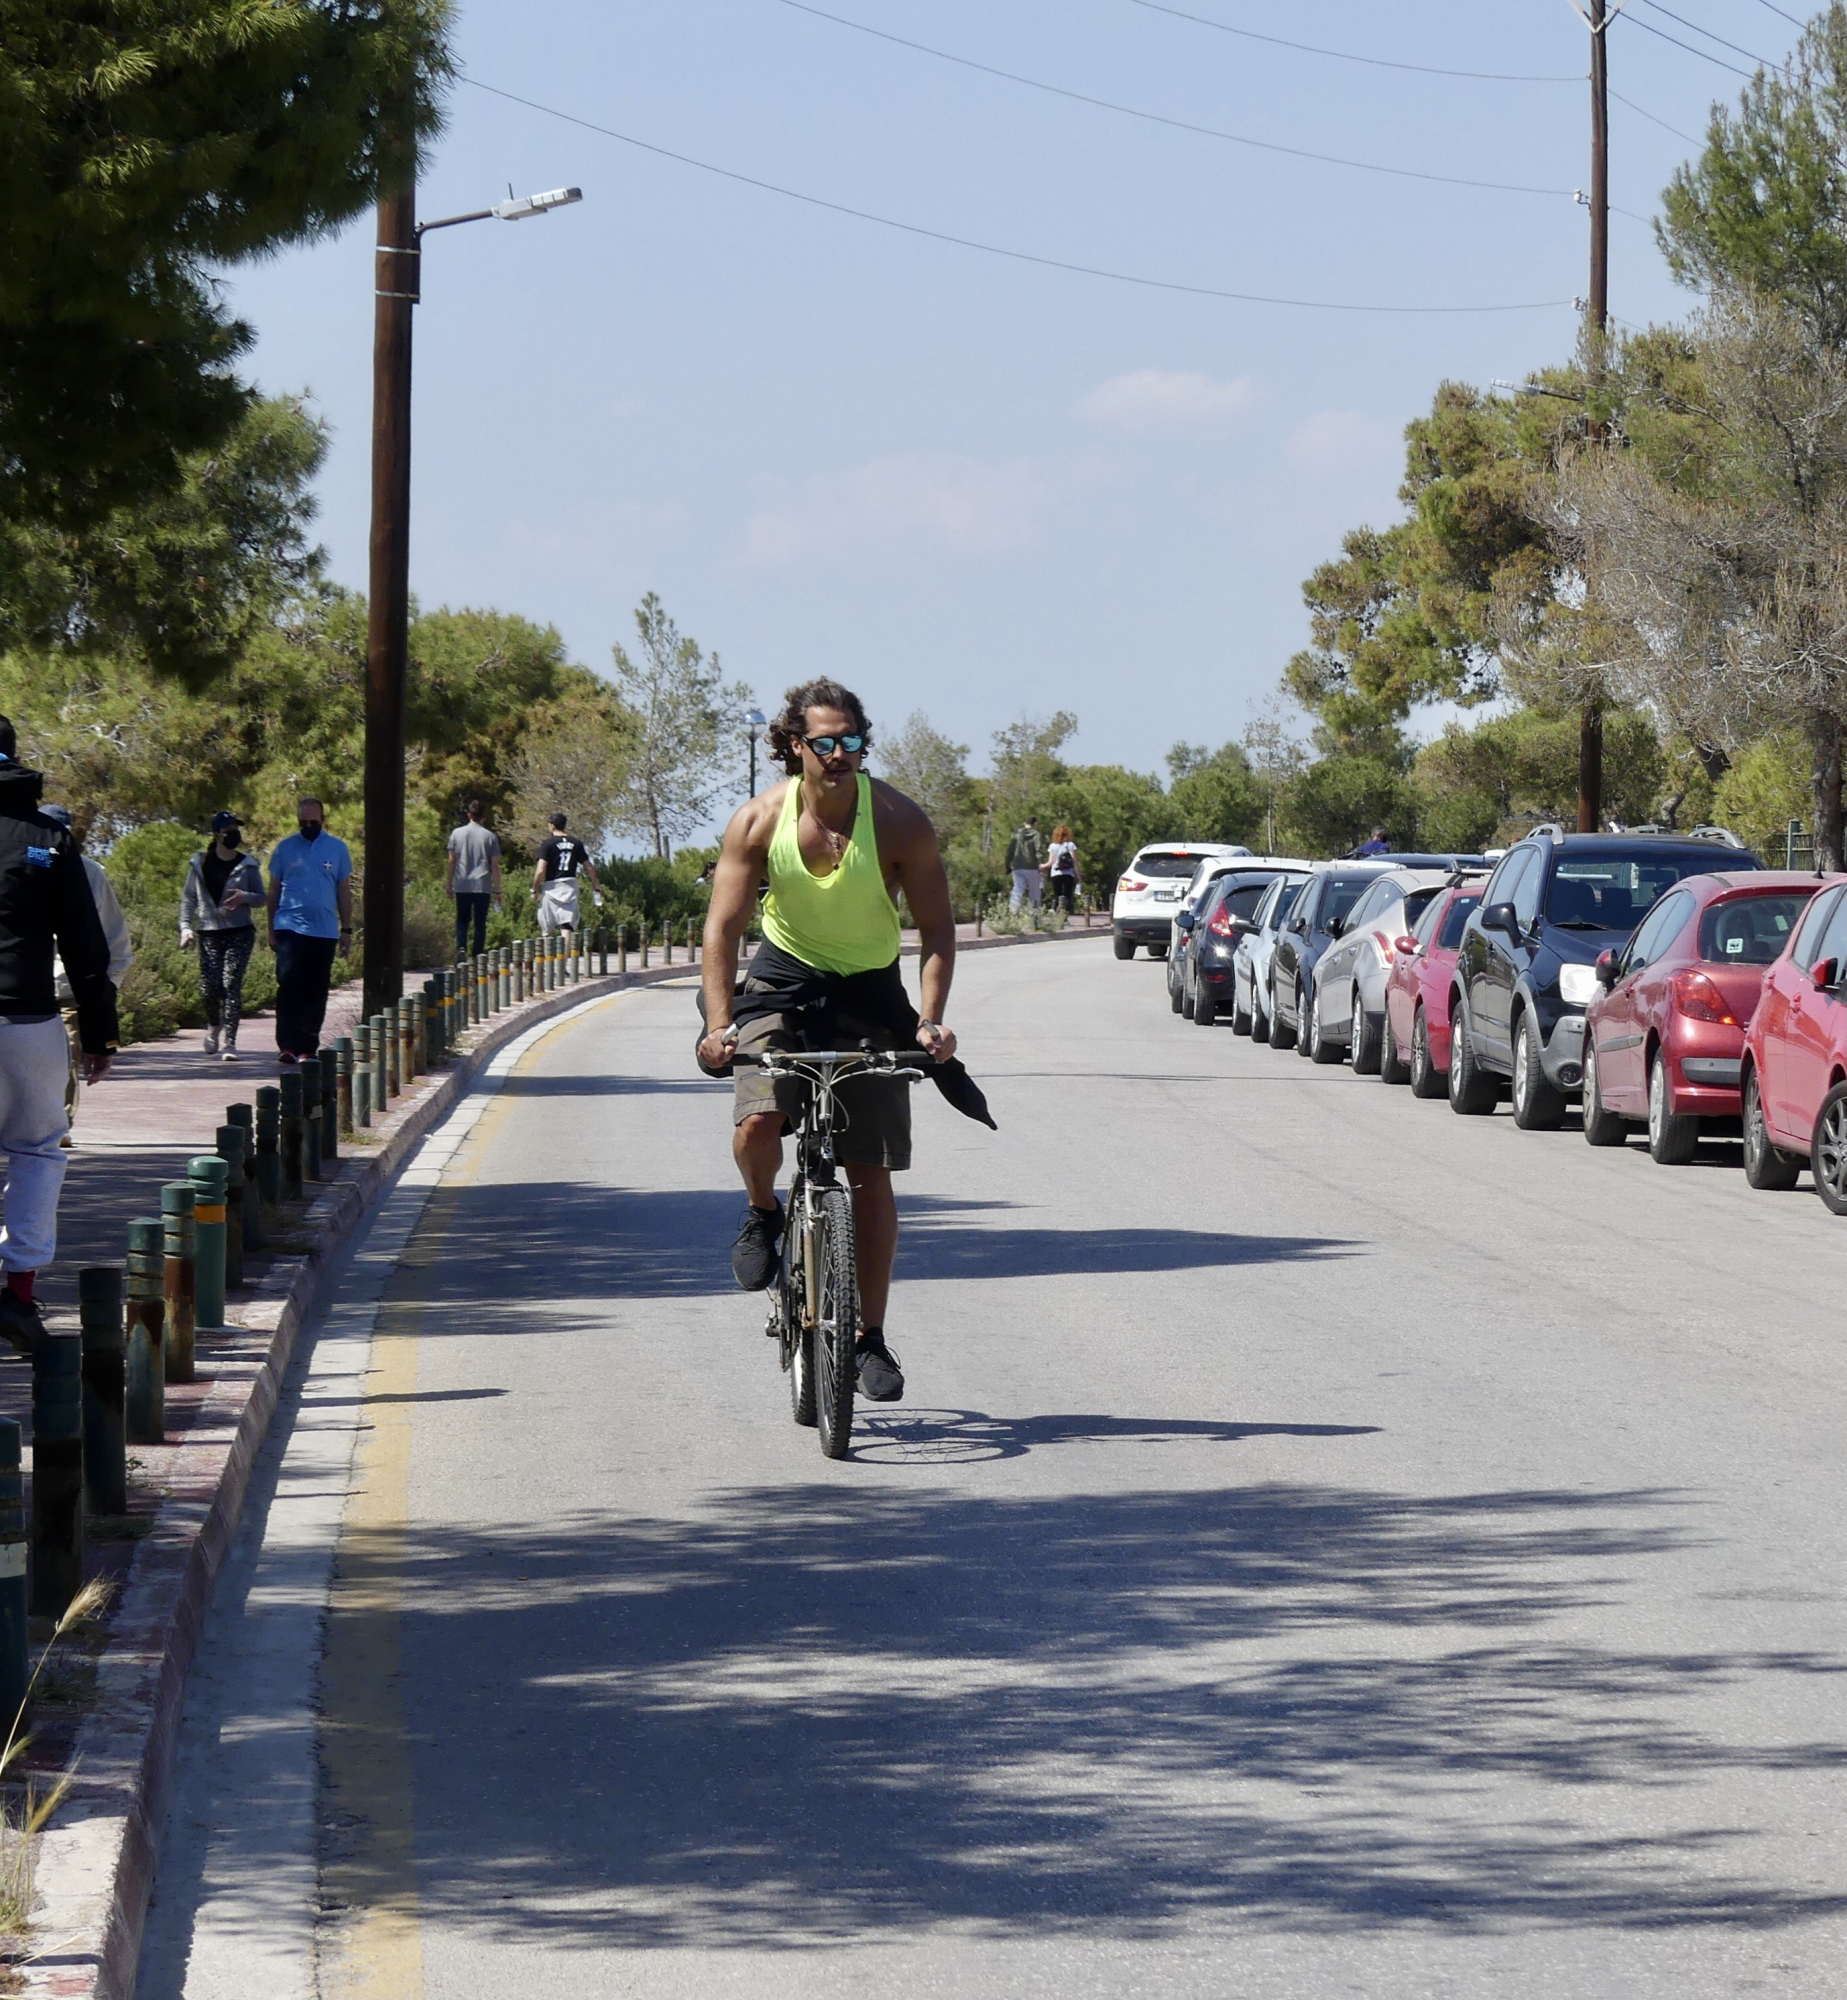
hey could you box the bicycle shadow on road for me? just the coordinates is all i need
[851,1408,1382,1465]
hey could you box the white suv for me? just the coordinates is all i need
[1112,842,1251,960]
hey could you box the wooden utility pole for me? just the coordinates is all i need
[364,179,418,1018]
[1578,0,1613,834]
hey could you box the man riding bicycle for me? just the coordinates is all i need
[697,678,962,1404]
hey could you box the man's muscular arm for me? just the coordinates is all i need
[880,785,958,1064]
[698,792,777,1067]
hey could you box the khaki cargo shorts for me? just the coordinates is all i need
[731,1005,912,1171]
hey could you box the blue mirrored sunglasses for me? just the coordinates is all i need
[802,733,865,756]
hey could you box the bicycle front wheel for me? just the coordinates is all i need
[813,1186,859,1459]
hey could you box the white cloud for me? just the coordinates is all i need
[743,452,1046,564]
[1080,368,1254,431]
[1285,409,1399,477]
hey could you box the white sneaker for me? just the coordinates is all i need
[221,1041,240,1063]
[202,1026,220,1056]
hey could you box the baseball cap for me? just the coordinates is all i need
[210,810,243,834]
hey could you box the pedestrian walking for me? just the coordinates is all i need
[265,797,353,1067]
[532,813,603,937]
[1006,815,1047,912]
[1045,822,1081,914]
[0,722,118,1350]
[445,798,502,958]
[180,810,264,1062]
[42,808,131,1138]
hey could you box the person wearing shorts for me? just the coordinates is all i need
[697,677,962,1404]
[532,813,601,936]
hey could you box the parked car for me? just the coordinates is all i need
[1166,855,1312,1010]
[1449,827,1764,1129]
[1179,865,1314,1024]
[1232,873,1312,1041]
[1113,843,1251,959]
[1306,867,1454,1070]
[1739,874,1847,1208]
[1583,870,1820,1164]
[1382,878,1485,1096]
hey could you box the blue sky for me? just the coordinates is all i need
[223,0,1800,795]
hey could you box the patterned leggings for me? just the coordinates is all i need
[198,928,256,1041]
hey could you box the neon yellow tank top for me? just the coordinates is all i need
[760,773,902,976]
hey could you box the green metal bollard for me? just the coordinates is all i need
[188,1155,229,1332]
[370,1013,388,1113]
[0,1421,25,1727]
[516,942,528,1003]
[618,924,628,974]
[229,1102,261,1251]
[125,1220,165,1445]
[379,1005,397,1099]
[30,1335,82,1617]
[664,922,673,967]
[642,922,651,969]
[336,1038,355,1136]
[78,1266,126,1518]
[319,1047,339,1162]
[687,916,697,964]
[353,1024,372,1127]
[215,1125,246,1290]
[278,1072,304,1200]
[299,1061,322,1182]
[161,1181,197,1383]
[399,1000,416,1086]
[255,1086,282,1211]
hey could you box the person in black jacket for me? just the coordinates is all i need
[0,720,118,1351]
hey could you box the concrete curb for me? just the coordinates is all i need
[23,964,680,1999]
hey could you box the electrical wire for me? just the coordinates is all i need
[1609,87,1703,146]
[1754,0,1806,25]
[457,75,1574,315]
[774,0,1574,197]
[1634,0,1777,68]
[1129,0,1581,82]
[1619,9,1755,76]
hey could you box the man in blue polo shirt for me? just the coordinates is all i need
[265,795,353,1067]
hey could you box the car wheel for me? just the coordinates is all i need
[1510,1013,1567,1131]
[1193,977,1217,1027]
[1269,973,1297,1051]
[1581,1038,1628,1147]
[1113,933,1135,961]
[1149,942,1168,961]
[1743,1068,1801,1190]
[1351,993,1383,1076]
[1646,1051,1700,1165]
[1811,1082,1847,1214]
[1307,985,1343,1064]
[1448,1002,1499,1116]
[1250,988,1271,1044]
[1231,982,1253,1036]
[1409,1005,1444,1099]
[1169,956,1186,1013]
[1380,1006,1410,1085]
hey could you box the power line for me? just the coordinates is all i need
[774,0,1573,197]
[1619,9,1755,76]
[1609,87,1703,146]
[1634,0,1777,68]
[1129,0,1582,83]
[457,75,1574,315]
[1755,0,1807,25]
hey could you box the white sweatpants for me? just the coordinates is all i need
[0,1018,73,1272]
[537,880,581,935]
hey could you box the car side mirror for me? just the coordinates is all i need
[1175,909,1195,932]
[1324,916,1345,938]
[1393,934,1419,956]
[1482,901,1519,937]
[1813,956,1837,990]
[1595,949,1618,990]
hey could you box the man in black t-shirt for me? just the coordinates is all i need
[532,812,603,936]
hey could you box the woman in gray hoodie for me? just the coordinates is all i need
[180,811,266,1061]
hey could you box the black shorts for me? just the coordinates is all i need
[730,1006,912,1170]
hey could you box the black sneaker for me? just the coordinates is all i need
[0,1289,46,1358]
[855,1332,904,1402]
[731,1202,784,1291]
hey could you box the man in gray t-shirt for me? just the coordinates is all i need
[445,800,503,957]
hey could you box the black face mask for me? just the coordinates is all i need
[218,829,242,850]
[298,820,323,842]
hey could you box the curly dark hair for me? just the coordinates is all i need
[768,678,873,774]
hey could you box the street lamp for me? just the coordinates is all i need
[744,709,767,798]
[363,180,584,1015]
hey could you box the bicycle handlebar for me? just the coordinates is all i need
[730,1049,926,1081]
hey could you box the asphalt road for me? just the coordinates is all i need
[138,936,1847,1998]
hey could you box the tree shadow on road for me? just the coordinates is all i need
[318,1478,1847,1956]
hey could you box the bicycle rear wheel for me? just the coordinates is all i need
[813,1186,858,1459]
[781,1267,816,1427]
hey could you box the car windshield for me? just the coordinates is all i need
[1699,891,1813,965]
[1134,852,1202,880]
[1269,881,1304,928]
[1220,882,1269,922]
[1402,887,1441,930]
[1321,878,1370,930]
[1437,894,1480,950]
[1545,850,1746,930]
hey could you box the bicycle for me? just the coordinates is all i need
[732,1047,924,1459]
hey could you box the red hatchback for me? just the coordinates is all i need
[1382,879,1484,1098]
[1585,871,1821,1164]
[1741,873,1847,1210]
